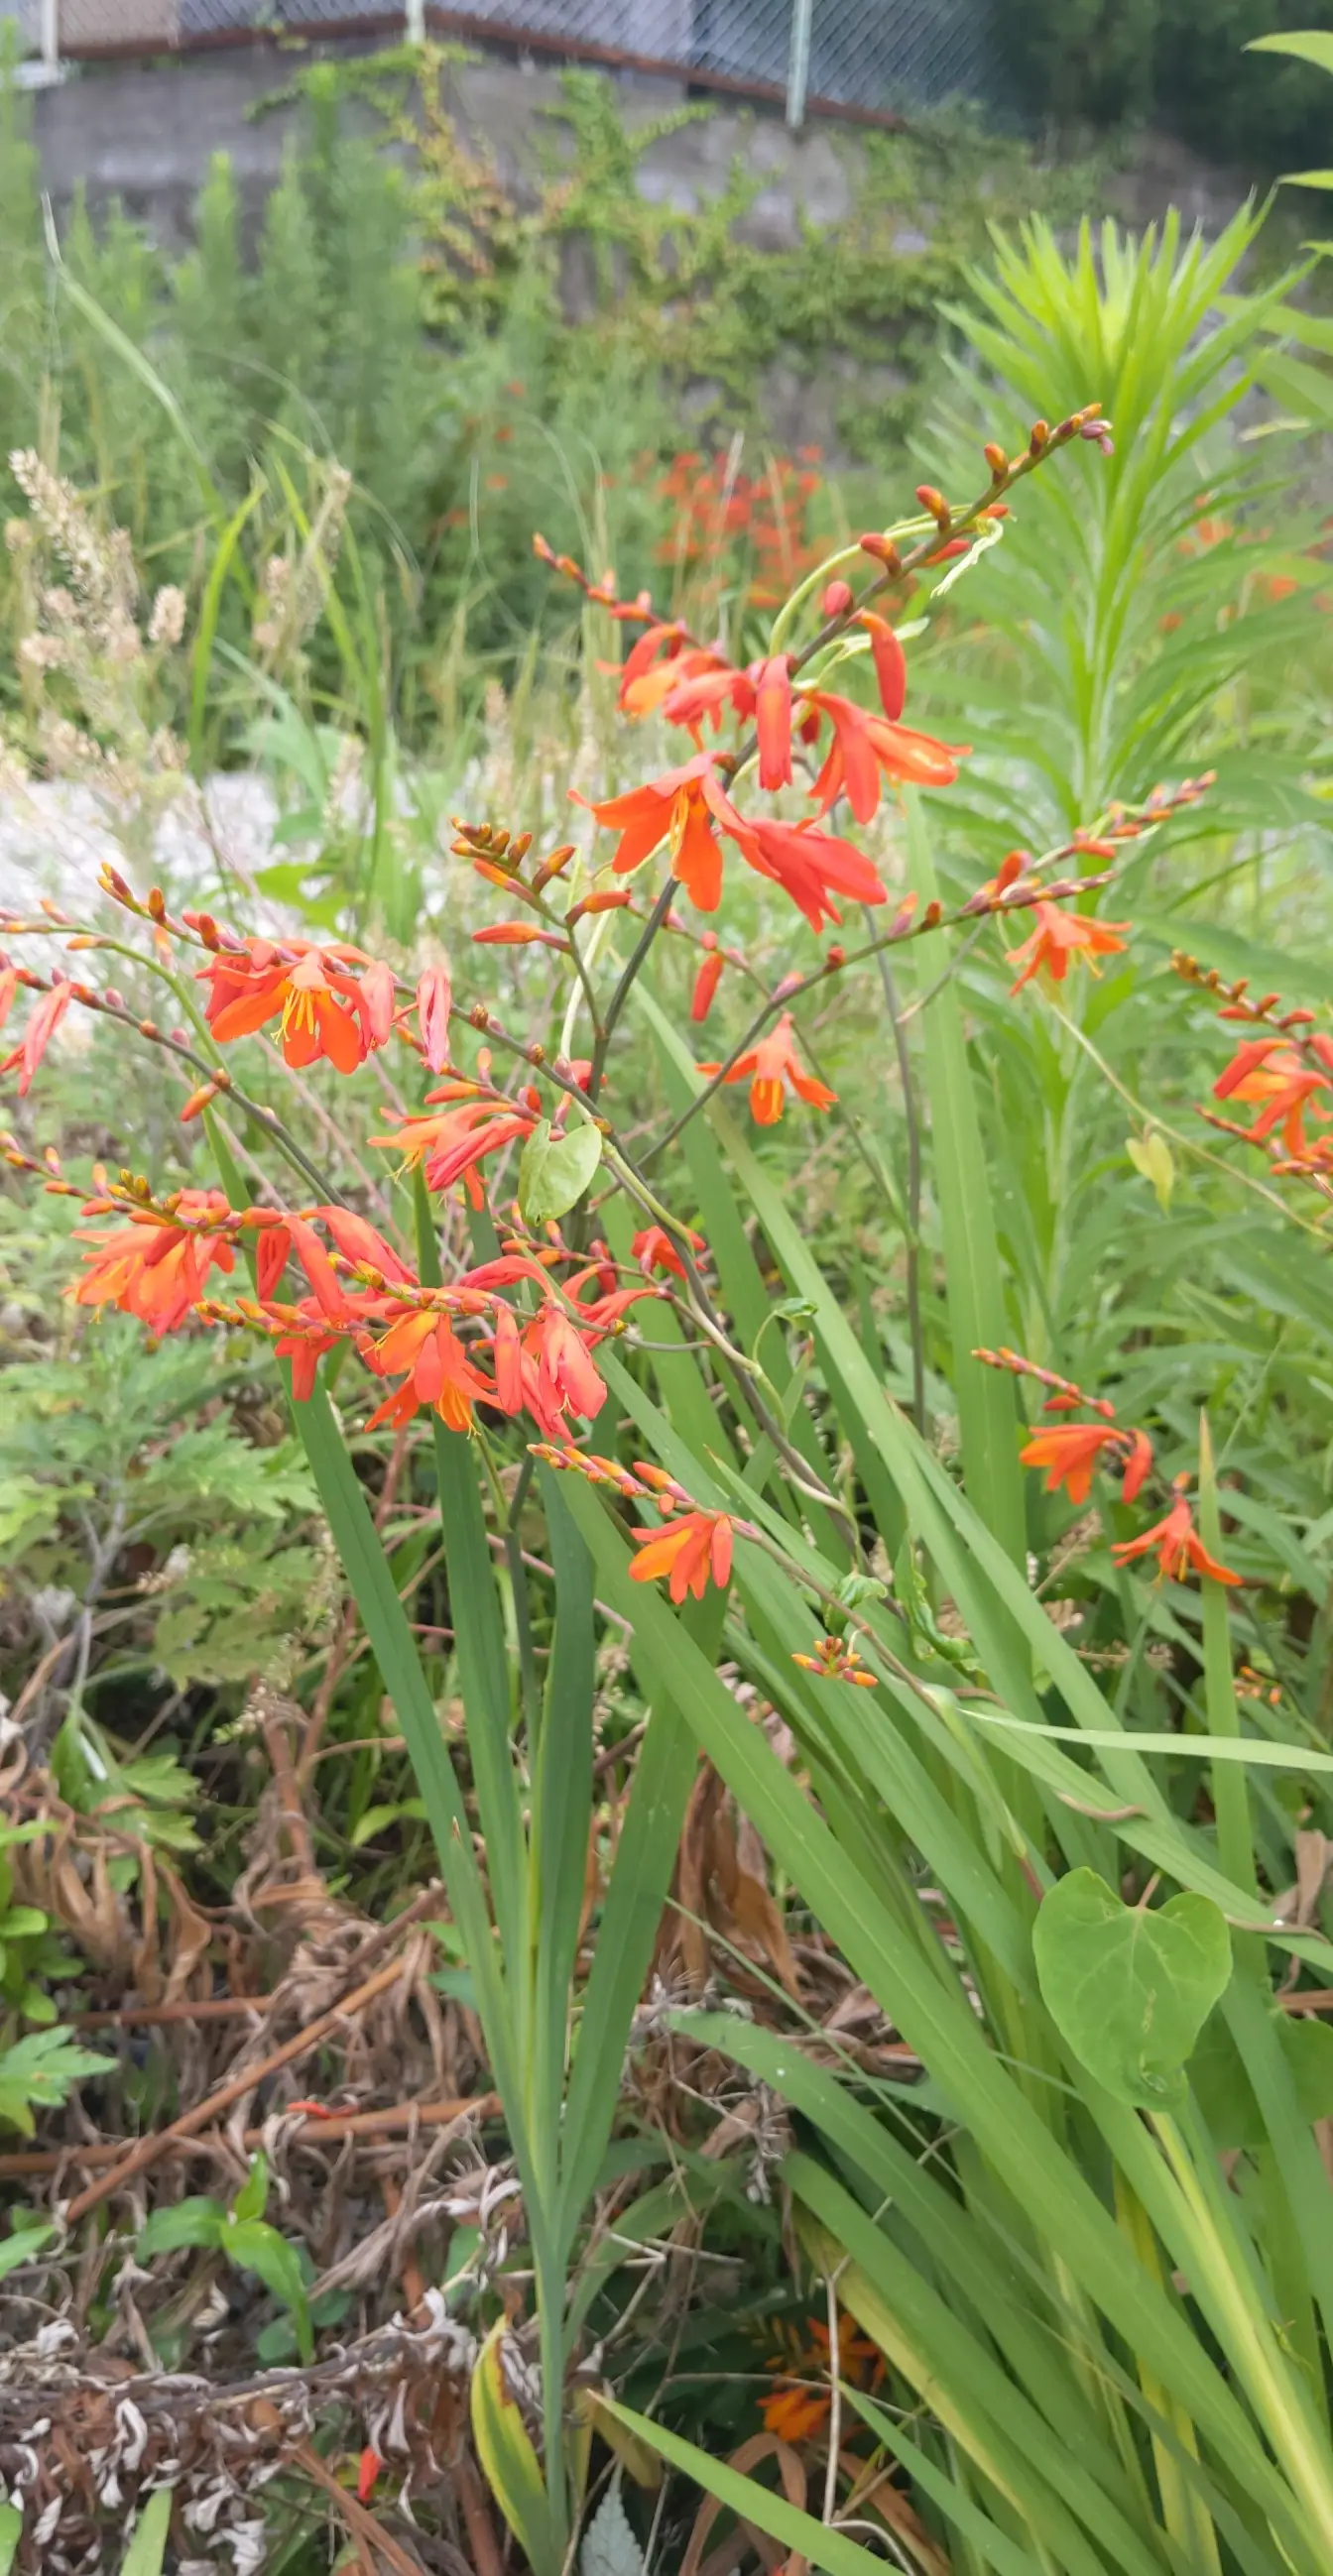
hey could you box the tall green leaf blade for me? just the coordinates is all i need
[906,791,1026,1567]
[413,1169,527,1982]
[556,1681,696,2243]
[597,2402,890,2576]
[530,1464,594,2167]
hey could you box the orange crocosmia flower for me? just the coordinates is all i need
[633,1224,701,1280]
[580,754,741,912]
[762,2383,832,2444]
[1213,1039,1333,1157]
[370,1092,538,1207]
[640,647,745,728]
[762,2313,881,2442]
[1006,902,1130,995]
[613,622,723,717]
[270,1301,346,1402]
[801,690,964,825]
[1,978,73,1097]
[728,813,887,936]
[315,1206,415,1288]
[699,1011,836,1126]
[1112,1482,1241,1586]
[664,654,796,791]
[1120,1426,1153,1503]
[198,937,390,1076]
[631,1509,733,1603]
[1020,1421,1124,1506]
[366,1309,493,1435]
[517,1305,609,1437]
[72,1189,235,1335]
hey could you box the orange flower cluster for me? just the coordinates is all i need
[1176,957,1333,1186]
[68,1182,658,1442]
[534,1444,749,1603]
[976,1345,1241,1585]
[72,1187,237,1335]
[974,1345,1152,1506]
[589,614,964,925]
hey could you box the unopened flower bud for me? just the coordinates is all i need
[984,442,1008,476]
[858,531,903,572]
[1029,420,1049,455]
[567,888,633,922]
[820,578,854,617]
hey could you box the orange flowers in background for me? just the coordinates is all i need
[651,448,827,608]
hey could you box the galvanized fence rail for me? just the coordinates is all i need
[2,0,994,127]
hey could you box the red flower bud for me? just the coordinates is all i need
[691,943,725,1024]
[567,888,633,922]
[821,578,854,617]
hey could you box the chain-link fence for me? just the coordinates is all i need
[1,0,994,120]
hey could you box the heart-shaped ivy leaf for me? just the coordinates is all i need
[518,1117,603,1227]
[1033,1866,1231,2107]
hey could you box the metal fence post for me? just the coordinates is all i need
[785,0,812,130]
[40,0,59,75]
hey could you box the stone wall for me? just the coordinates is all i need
[26,43,1250,459]
[31,39,1247,253]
